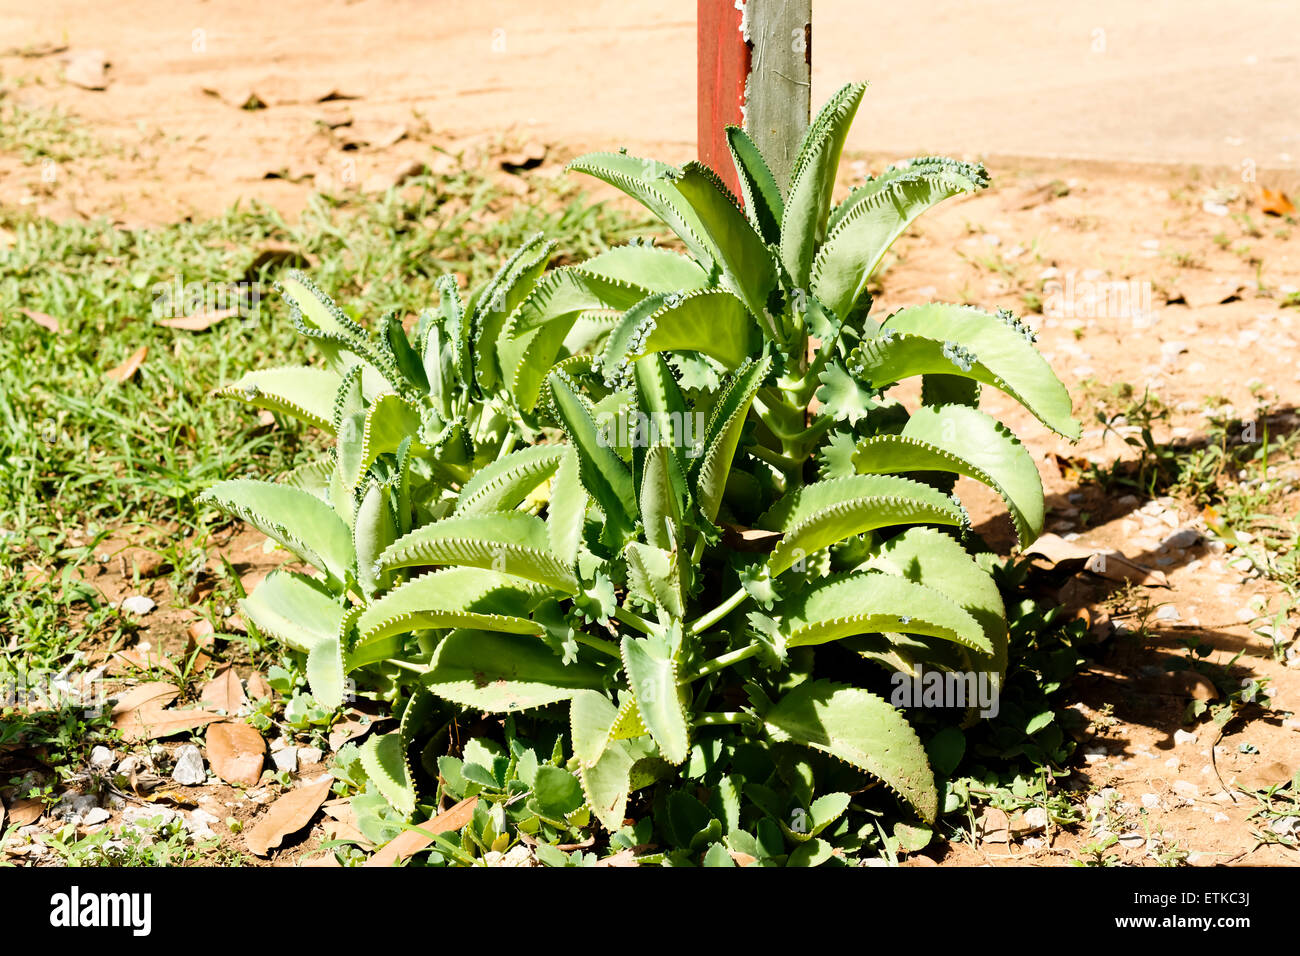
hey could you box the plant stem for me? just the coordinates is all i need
[687,586,751,635]
[613,606,656,636]
[679,641,763,683]
[574,631,622,659]
[693,712,748,727]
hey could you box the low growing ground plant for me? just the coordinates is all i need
[201,83,1081,865]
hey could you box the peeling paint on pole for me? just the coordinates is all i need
[699,0,811,200]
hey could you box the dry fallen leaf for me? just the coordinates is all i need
[1259,186,1296,217]
[721,524,783,553]
[62,49,108,90]
[105,345,148,383]
[7,798,43,828]
[157,309,238,331]
[113,647,181,677]
[595,849,640,867]
[245,671,271,701]
[110,681,180,719]
[19,308,61,333]
[244,777,333,856]
[365,796,478,867]
[200,664,247,714]
[1024,535,1168,587]
[1234,760,1292,792]
[327,716,372,752]
[1166,277,1244,310]
[207,721,266,787]
[115,706,224,742]
[978,807,1011,844]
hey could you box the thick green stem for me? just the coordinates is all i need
[693,712,748,727]
[613,606,656,636]
[679,641,763,684]
[574,631,622,659]
[687,586,751,636]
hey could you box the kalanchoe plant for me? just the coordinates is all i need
[201,83,1081,865]
[199,236,556,708]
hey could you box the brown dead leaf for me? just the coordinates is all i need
[113,647,181,677]
[721,524,783,553]
[7,798,43,827]
[246,671,271,701]
[105,345,148,383]
[110,681,180,719]
[365,796,478,867]
[19,308,60,333]
[1234,760,1292,792]
[1025,535,1169,586]
[594,849,640,867]
[1259,186,1296,217]
[206,721,265,787]
[115,707,224,742]
[200,665,246,713]
[327,717,372,752]
[62,49,108,90]
[1166,277,1244,309]
[323,819,371,846]
[187,619,215,649]
[157,309,237,331]
[978,807,1010,844]
[244,777,333,856]
[726,850,756,867]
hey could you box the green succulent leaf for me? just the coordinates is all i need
[239,570,344,654]
[621,634,689,765]
[355,567,547,650]
[215,366,340,434]
[675,161,777,319]
[768,492,966,576]
[377,511,578,593]
[782,571,991,654]
[425,630,607,712]
[694,355,771,523]
[811,161,988,321]
[498,266,649,411]
[359,728,417,817]
[852,403,1045,546]
[455,445,565,516]
[202,479,354,588]
[566,152,716,270]
[725,125,784,244]
[547,369,637,547]
[764,679,937,823]
[780,82,867,286]
[578,243,710,292]
[472,234,554,392]
[601,289,755,388]
[306,606,353,709]
[867,527,1008,680]
[859,303,1080,439]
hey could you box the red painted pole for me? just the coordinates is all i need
[697,0,749,197]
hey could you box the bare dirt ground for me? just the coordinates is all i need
[1,1,1297,866]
